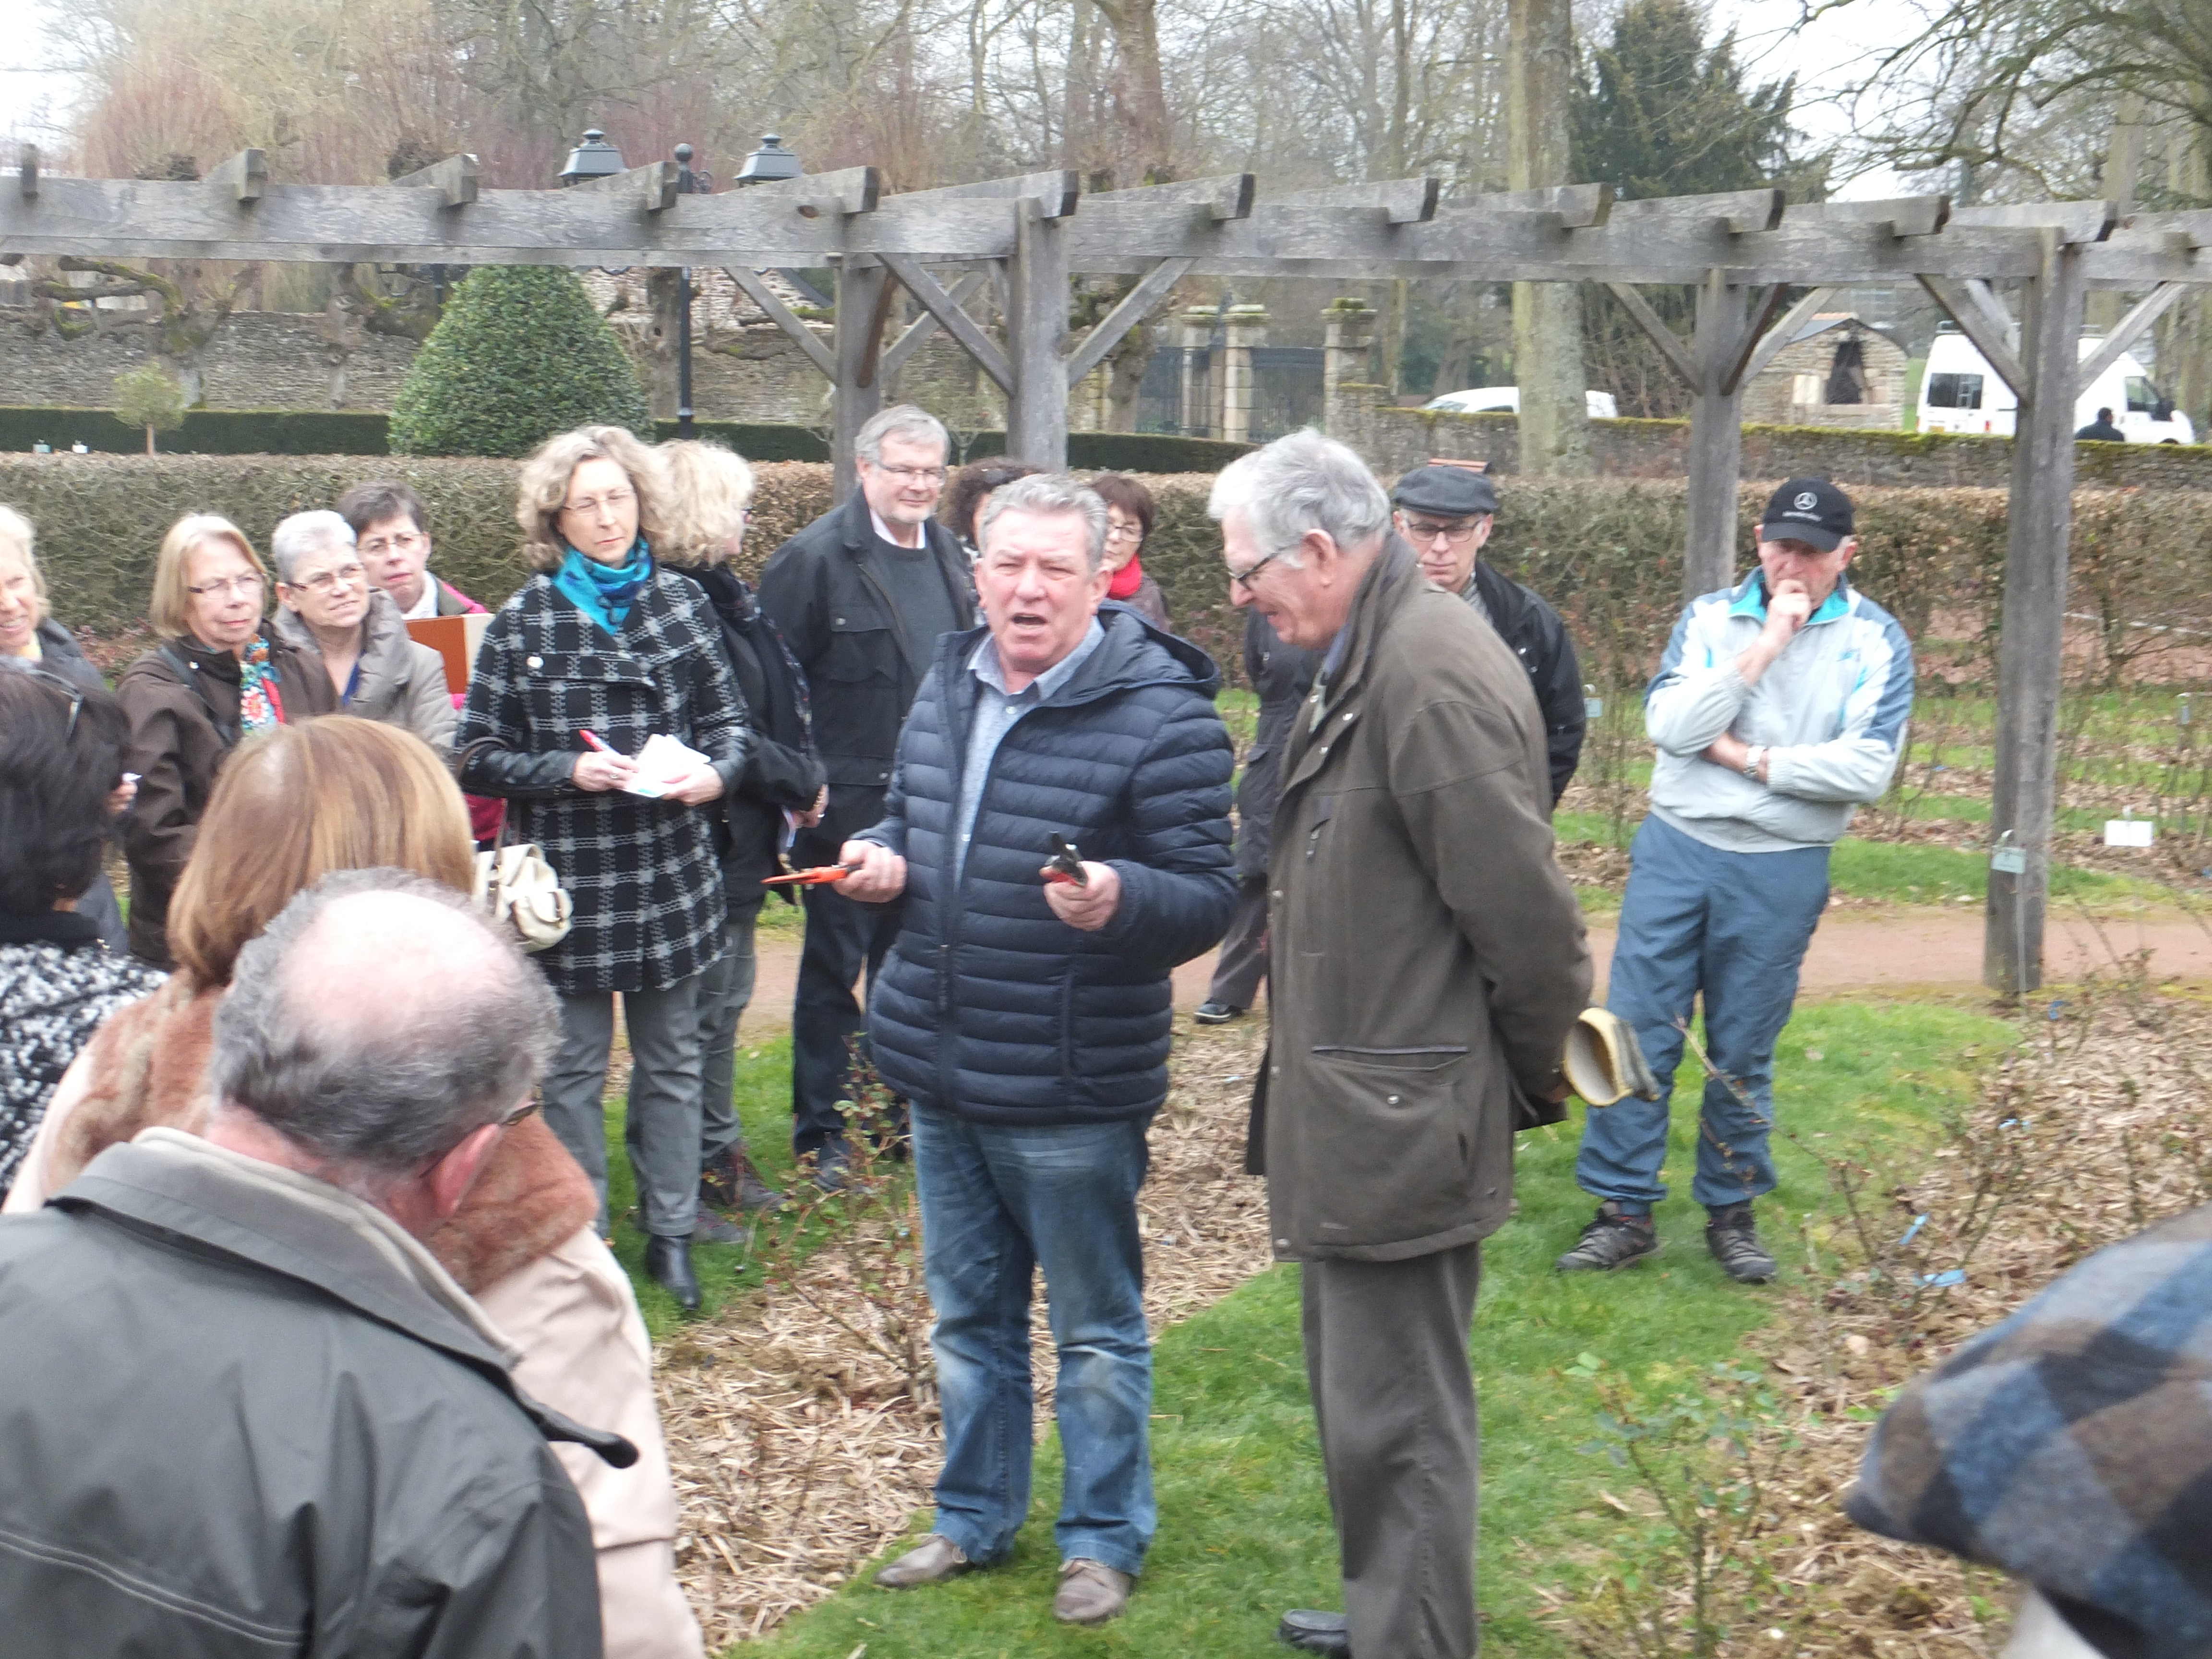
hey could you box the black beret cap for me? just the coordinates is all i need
[1392,463,1498,519]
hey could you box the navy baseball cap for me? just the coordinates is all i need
[1759,478,1853,551]
[1393,463,1498,520]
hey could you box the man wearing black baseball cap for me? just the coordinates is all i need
[1390,463,1585,805]
[1558,477,1915,1285]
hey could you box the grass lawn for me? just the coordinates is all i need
[743,996,2014,1659]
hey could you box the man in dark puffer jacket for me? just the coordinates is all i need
[831,474,1235,1626]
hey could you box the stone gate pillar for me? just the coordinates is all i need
[1222,304,1269,444]
[1322,299,1378,435]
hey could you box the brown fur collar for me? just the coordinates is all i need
[56,979,597,1295]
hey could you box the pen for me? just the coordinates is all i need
[579,729,615,754]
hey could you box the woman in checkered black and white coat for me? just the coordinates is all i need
[457,425,750,1311]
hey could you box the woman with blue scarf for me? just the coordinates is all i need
[457,425,751,1313]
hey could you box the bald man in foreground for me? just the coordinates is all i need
[0,870,631,1657]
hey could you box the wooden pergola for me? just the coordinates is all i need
[8,144,2210,996]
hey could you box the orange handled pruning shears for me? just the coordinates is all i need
[761,862,862,887]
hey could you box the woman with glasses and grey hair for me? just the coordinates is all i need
[268,508,454,752]
[114,513,336,968]
[455,424,751,1313]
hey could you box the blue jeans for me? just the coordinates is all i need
[912,1106,1155,1575]
[1577,814,1829,1212]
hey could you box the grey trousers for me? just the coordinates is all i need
[1205,876,1270,1010]
[545,975,705,1240]
[1301,1241,1483,1659]
[697,908,761,1165]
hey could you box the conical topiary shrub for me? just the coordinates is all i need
[388,265,650,457]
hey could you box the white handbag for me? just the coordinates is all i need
[455,739,574,954]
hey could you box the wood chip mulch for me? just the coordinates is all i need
[655,1018,1273,1647]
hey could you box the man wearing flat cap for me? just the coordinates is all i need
[1558,477,1914,1284]
[1391,462,1585,805]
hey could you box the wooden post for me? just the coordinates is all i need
[1683,271,1747,598]
[1005,200,1071,467]
[1985,231,2088,994]
[831,258,891,497]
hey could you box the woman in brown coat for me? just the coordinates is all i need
[6,717,705,1659]
[115,514,336,967]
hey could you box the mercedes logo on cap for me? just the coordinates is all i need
[1792,491,1819,511]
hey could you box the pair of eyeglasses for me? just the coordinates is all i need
[1228,545,1288,591]
[1403,518,1483,547]
[187,572,265,599]
[499,1097,543,1129]
[877,464,948,485]
[1105,521,1143,543]
[561,488,636,517]
[358,530,425,556]
[289,563,367,596]
[17,664,84,739]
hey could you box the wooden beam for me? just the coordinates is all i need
[1085,174,1254,221]
[1450,183,1612,227]
[388,153,481,208]
[880,252,1014,392]
[207,149,268,204]
[1985,231,2089,995]
[1949,201,2116,244]
[1787,196,1950,237]
[1683,270,1753,598]
[16,144,36,201]
[1005,199,1071,466]
[2076,282,2186,396]
[890,169,1080,219]
[1269,176,1441,224]
[831,260,892,496]
[574,160,680,213]
[1601,282,1701,387]
[1608,188,1783,234]
[1918,275,2030,397]
[725,266,837,379]
[2120,208,2212,246]
[880,269,987,379]
[1735,285,1839,387]
[772,166,882,219]
[1717,284,1791,395]
[1066,257,1195,385]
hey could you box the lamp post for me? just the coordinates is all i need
[733,133,801,187]
[557,128,625,187]
[672,144,713,439]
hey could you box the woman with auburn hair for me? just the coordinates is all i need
[115,513,336,968]
[5,715,707,1659]
[457,424,750,1312]
[657,438,827,1219]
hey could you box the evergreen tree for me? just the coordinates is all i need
[1570,0,1822,415]
[388,266,649,457]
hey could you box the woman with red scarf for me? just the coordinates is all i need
[1092,473,1173,632]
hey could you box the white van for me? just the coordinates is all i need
[1916,327,2195,443]
[1426,386,1622,420]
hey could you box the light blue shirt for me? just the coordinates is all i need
[954,619,1106,881]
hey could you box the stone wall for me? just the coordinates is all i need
[1328,383,2212,491]
[1740,322,1910,430]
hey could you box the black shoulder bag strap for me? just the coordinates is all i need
[157,643,241,750]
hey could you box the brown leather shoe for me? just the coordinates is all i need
[1053,1558,1132,1624]
[873,1534,970,1589]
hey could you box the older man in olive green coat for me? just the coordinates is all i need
[1214,432,1590,1659]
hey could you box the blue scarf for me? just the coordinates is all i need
[554,540,652,634]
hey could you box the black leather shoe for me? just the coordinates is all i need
[1278,1609,1350,1657]
[645,1235,700,1311]
[1555,1201,1661,1273]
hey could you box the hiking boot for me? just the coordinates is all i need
[700,1149,784,1214]
[1705,1202,1776,1283]
[1192,1000,1246,1025]
[1053,1559,1132,1624]
[1554,1201,1660,1273]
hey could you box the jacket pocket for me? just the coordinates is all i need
[1299,1046,1478,1250]
[821,617,898,684]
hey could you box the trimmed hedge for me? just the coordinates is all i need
[16,454,2212,695]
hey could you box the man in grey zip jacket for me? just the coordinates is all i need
[1558,478,1914,1283]
[0,871,626,1657]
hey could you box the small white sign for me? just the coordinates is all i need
[1585,697,1604,719]
[1991,846,2027,875]
[2104,819,2155,848]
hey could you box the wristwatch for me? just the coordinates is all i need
[1741,746,1766,781]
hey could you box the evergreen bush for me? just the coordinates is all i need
[388,266,650,457]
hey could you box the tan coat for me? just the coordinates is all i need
[5,980,704,1659]
[1253,539,1592,1261]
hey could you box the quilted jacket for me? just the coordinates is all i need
[456,570,748,996]
[861,607,1236,1123]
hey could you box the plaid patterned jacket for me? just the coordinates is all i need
[1848,1202,2212,1659]
[457,571,748,995]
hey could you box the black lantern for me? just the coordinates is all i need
[557,129,626,187]
[732,134,801,187]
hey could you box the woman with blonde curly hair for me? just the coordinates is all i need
[658,439,826,1218]
[456,424,751,1310]
[114,513,337,967]
[5,715,707,1659]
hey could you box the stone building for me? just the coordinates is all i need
[1740,313,1910,431]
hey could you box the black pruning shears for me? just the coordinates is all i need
[1046,833,1089,887]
